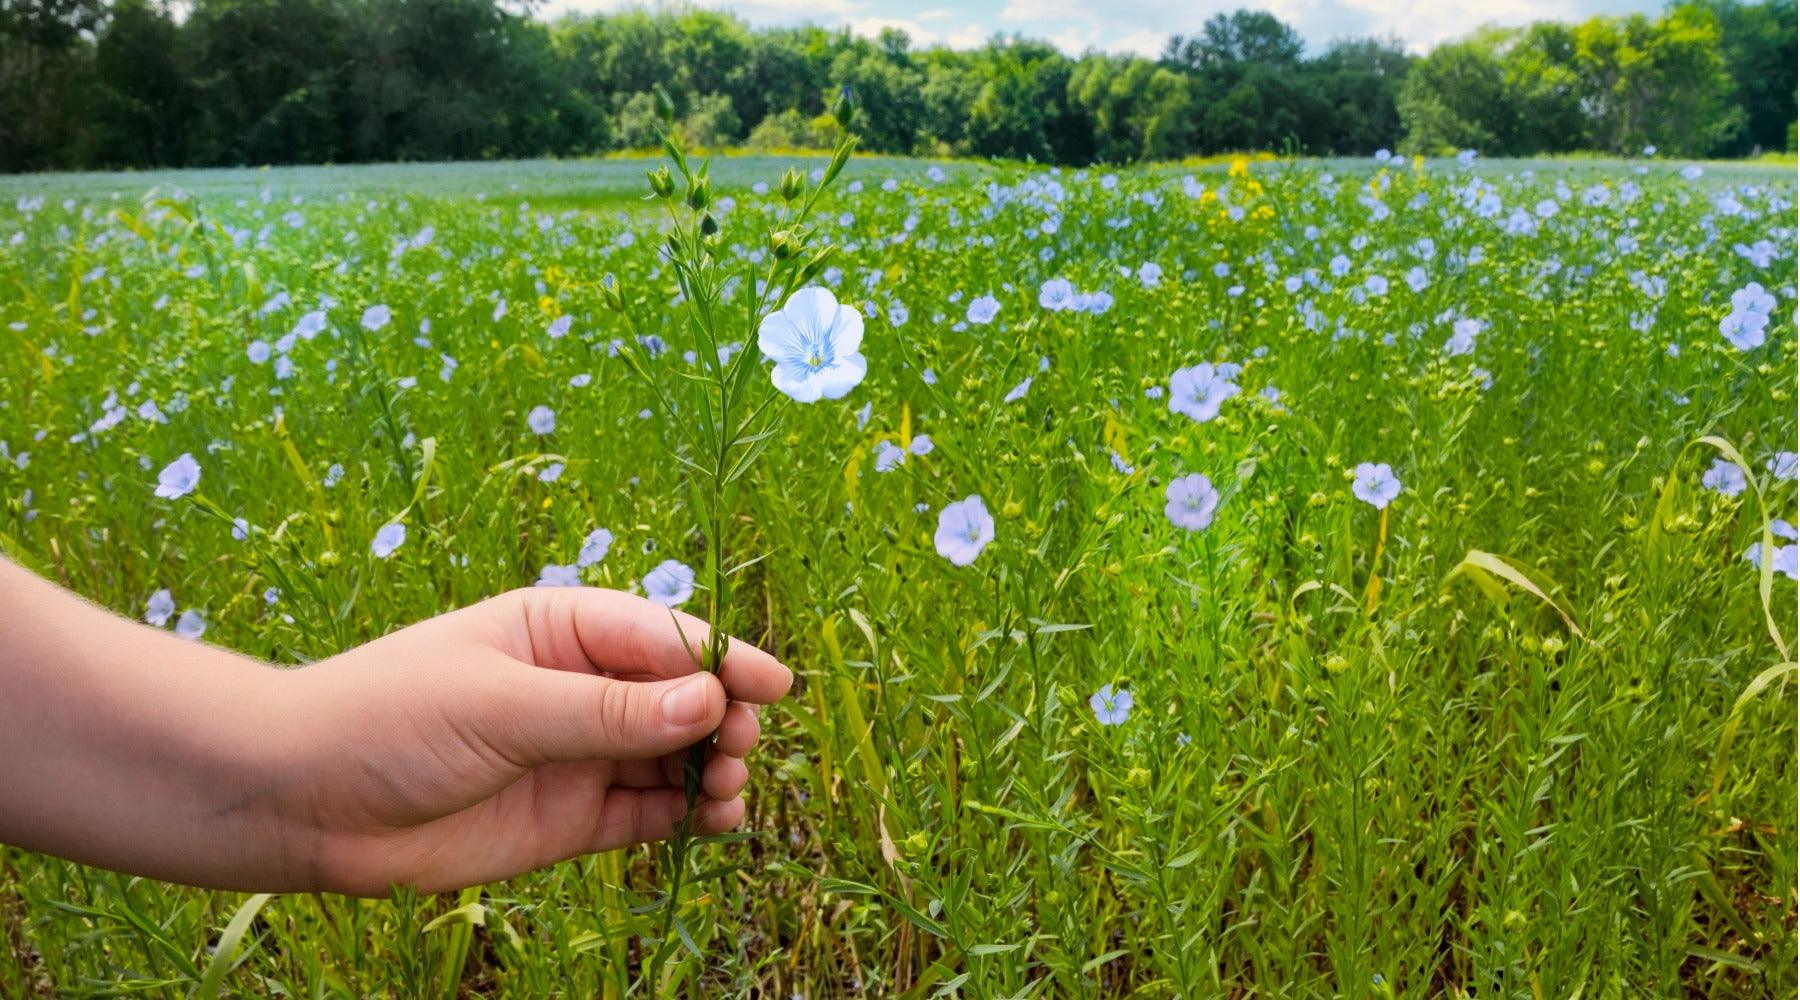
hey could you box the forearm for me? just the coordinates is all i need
[0,558,310,891]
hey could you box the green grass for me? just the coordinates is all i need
[0,152,1794,997]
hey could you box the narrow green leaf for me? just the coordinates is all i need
[1446,548,1584,638]
[194,893,273,1000]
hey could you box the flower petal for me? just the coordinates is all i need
[831,302,864,356]
[784,287,839,340]
[757,310,807,363]
[771,362,823,403]
[815,353,867,400]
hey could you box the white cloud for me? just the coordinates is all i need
[942,23,993,47]
[843,15,942,43]
[734,0,858,13]
[1040,28,1094,54]
[834,14,990,49]
[1110,28,1166,57]
[998,0,1094,20]
[540,0,857,22]
[1260,0,1612,52]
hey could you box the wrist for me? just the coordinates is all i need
[104,647,323,892]
[200,662,335,892]
[0,560,325,891]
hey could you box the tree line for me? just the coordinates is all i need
[1,0,1792,173]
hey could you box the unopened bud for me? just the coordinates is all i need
[798,245,837,282]
[822,136,857,188]
[647,165,674,199]
[779,168,804,202]
[831,84,855,129]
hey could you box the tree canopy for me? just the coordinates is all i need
[1,0,1791,171]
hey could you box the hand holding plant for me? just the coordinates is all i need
[603,85,861,983]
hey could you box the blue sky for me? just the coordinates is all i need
[535,0,1671,55]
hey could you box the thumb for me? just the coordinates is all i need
[494,669,726,765]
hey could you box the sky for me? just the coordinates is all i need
[531,0,1672,55]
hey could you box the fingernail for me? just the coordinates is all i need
[662,676,712,725]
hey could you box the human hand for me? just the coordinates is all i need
[266,587,792,896]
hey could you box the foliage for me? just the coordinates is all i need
[1398,3,1762,158]
[1692,0,1799,155]
[2,1,1792,172]
[0,150,1794,995]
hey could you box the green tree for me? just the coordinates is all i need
[1570,6,1736,155]
[1164,10,1302,80]
[1398,30,1519,155]
[676,92,741,150]
[1,0,1778,171]
[963,40,1085,163]
[182,0,354,164]
[88,0,191,166]
[1500,22,1587,154]
[744,108,832,149]
[0,0,106,169]
[1686,0,1797,154]
[614,91,662,150]
[826,32,924,154]
[1307,37,1411,154]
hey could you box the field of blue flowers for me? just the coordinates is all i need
[1,150,1795,997]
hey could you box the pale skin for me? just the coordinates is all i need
[0,557,792,896]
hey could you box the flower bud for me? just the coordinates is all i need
[646,165,674,199]
[797,245,836,282]
[831,84,855,129]
[779,168,804,202]
[699,213,719,236]
[769,229,798,260]
[686,177,710,211]
[822,135,857,188]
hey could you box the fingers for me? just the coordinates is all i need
[715,703,761,757]
[615,712,761,787]
[510,588,794,705]
[623,748,753,799]
[702,755,749,801]
[590,788,745,852]
[493,668,727,766]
